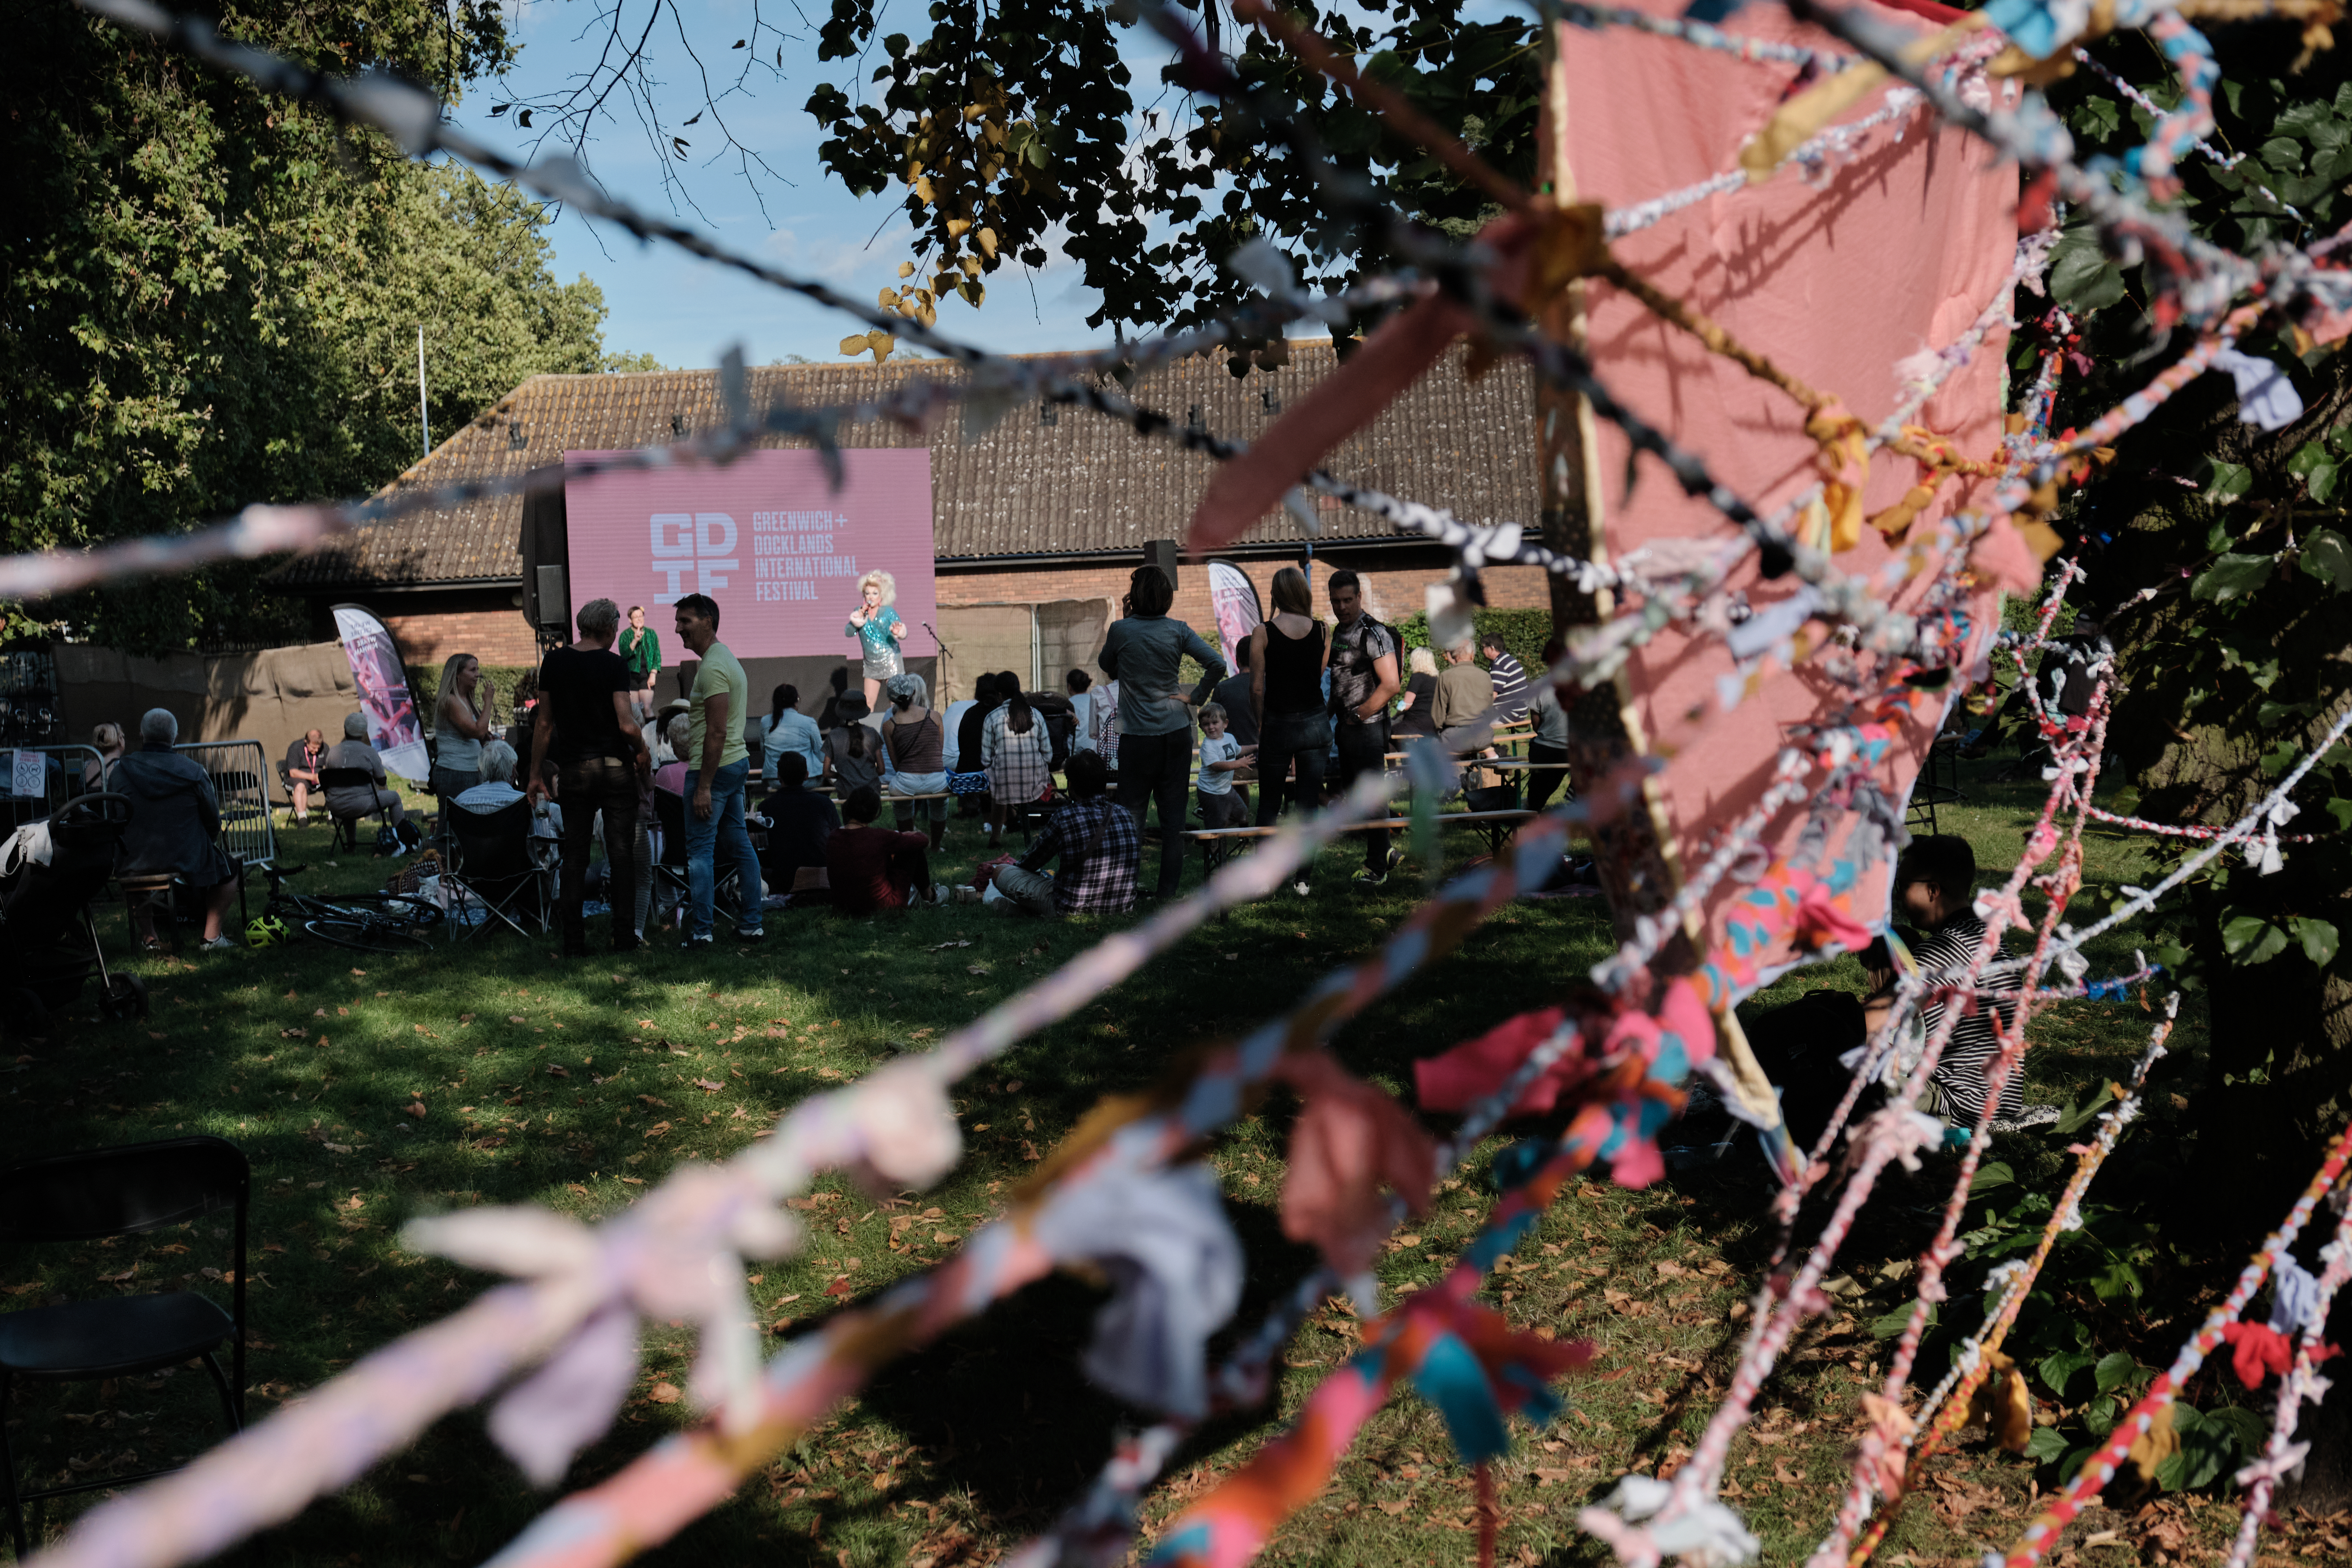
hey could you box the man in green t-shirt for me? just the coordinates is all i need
[674,594,761,947]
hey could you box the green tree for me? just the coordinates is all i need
[0,0,616,653]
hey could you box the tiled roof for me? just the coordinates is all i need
[266,339,1538,589]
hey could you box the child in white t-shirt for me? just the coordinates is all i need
[1195,703,1255,831]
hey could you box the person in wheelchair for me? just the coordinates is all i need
[109,709,240,952]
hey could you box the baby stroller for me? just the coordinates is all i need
[0,792,149,1043]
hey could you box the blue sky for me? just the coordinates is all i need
[445,0,1173,369]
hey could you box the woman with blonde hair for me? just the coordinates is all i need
[844,569,906,708]
[432,652,497,822]
[85,721,128,792]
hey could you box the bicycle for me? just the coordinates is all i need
[256,864,444,954]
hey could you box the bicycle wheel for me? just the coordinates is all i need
[304,915,434,954]
[321,893,445,928]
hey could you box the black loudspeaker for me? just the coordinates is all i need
[519,484,571,634]
[1142,538,1179,591]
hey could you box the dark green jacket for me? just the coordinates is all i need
[619,624,662,678]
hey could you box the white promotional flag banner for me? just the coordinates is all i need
[331,603,432,784]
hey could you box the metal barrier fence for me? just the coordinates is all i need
[176,739,279,870]
[2,744,103,834]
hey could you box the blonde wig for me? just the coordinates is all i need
[856,569,898,606]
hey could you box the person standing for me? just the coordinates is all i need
[981,672,1053,850]
[1525,635,1574,815]
[1099,565,1224,899]
[529,598,650,956]
[432,652,496,827]
[1325,570,1402,889]
[670,592,763,948]
[619,606,662,718]
[845,569,906,710]
[1248,567,1330,895]
[1210,638,1259,748]
[1480,631,1531,724]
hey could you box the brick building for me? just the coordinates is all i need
[265,339,1549,696]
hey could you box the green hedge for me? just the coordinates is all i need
[1389,607,1554,682]
[405,664,539,728]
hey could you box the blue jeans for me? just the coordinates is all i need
[685,757,761,937]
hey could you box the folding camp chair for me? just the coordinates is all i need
[0,1136,248,1557]
[443,797,553,940]
[651,788,745,932]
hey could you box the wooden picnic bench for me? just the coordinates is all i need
[1181,807,1537,876]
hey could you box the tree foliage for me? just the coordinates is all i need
[2021,28,2352,1237]
[1,0,615,653]
[804,0,1539,351]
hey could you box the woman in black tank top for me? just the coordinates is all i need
[1249,567,1334,838]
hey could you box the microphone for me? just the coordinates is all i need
[922,621,951,655]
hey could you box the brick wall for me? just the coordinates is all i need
[360,593,541,669]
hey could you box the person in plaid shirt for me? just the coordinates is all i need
[990,751,1140,917]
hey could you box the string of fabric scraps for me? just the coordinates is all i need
[1830,999,2176,1568]
[1601,90,1924,240]
[1994,1113,2352,1568]
[2067,45,2298,215]
[1145,984,1719,1568]
[2083,802,2331,845]
[2039,697,2352,967]
[1808,672,2118,1566]
[2220,1198,2352,1568]
[459,806,1615,1568]
[1589,674,2110,1557]
[1801,0,2348,336]
[24,769,1413,1568]
[1008,1013,1599,1568]
[1133,0,1806,581]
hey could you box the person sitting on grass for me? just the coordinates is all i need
[1865,834,2055,1134]
[111,708,241,951]
[990,750,1139,918]
[760,752,840,900]
[825,785,947,915]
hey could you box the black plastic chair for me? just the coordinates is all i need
[445,796,552,940]
[316,766,392,853]
[0,1136,247,1556]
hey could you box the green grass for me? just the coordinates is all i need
[0,756,2290,1568]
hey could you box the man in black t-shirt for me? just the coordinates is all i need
[529,597,652,956]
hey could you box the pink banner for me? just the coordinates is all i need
[563,449,939,662]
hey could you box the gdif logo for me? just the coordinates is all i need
[649,513,741,602]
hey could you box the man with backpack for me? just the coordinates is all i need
[1326,570,1403,889]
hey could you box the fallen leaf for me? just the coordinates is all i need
[567,1184,587,1195]
[966,963,991,976]
[97,1266,136,1283]
[637,1020,654,1029]
[405,1102,427,1119]
[509,1016,527,1024]
[619,1176,643,1185]
[546,1065,571,1079]
[928,940,972,951]
[694,1078,723,1092]
[825,1278,854,1298]
[647,1382,681,1404]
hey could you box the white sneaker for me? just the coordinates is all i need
[200,935,240,952]
[1292,879,1311,898]
[1990,1104,2062,1133]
